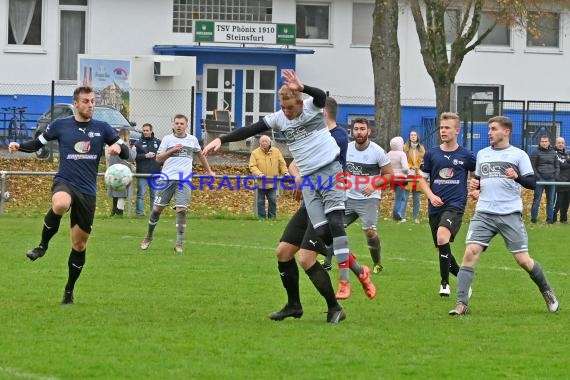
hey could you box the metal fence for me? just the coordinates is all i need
[0,82,67,146]
[0,82,196,147]
[3,80,570,157]
[419,100,570,155]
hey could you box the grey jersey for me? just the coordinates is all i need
[157,133,201,180]
[345,141,391,200]
[476,145,534,214]
[263,98,339,176]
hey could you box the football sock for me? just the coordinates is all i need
[40,208,62,249]
[528,261,550,292]
[175,210,187,244]
[367,235,381,265]
[438,243,452,285]
[65,248,86,292]
[278,259,301,307]
[329,233,349,281]
[146,210,161,239]
[457,266,474,305]
[305,261,338,309]
[338,261,350,281]
[449,253,460,276]
[348,252,363,276]
[323,245,334,267]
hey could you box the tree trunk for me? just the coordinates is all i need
[370,0,400,150]
[434,79,452,118]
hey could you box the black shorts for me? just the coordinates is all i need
[428,208,464,247]
[280,205,328,255]
[52,180,96,234]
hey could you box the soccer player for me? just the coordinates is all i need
[323,118,393,299]
[271,161,346,324]
[8,86,131,304]
[449,116,559,315]
[340,118,393,274]
[140,114,215,253]
[203,70,374,299]
[418,112,476,297]
[269,96,349,324]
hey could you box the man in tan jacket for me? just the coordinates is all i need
[249,135,288,218]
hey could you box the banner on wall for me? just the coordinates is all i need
[78,56,131,118]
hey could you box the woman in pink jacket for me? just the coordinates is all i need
[387,136,409,221]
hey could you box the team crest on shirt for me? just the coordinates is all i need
[283,126,310,142]
[439,167,454,179]
[74,141,91,153]
[346,162,363,175]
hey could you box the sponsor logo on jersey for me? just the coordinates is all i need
[438,167,454,179]
[74,141,91,153]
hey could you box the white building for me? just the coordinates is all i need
[1,0,569,152]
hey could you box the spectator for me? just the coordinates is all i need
[530,136,559,224]
[387,136,409,221]
[134,123,161,216]
[107,128,136,216]
[554,137,570,223]
[403,130,426,223]
[248,135,288,218]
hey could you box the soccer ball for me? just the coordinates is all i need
[2,191,10,202]
[104,163,132,192]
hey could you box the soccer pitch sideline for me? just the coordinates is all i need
[0,216,568,379]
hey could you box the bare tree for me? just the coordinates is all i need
[371,0,401,149]
[409,0,563,118]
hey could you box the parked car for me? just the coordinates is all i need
[33,104,140,159]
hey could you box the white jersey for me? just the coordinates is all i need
[476,145,534,214]
[157,133,201,180]
[263,98,339,176]
[345,141,391,200]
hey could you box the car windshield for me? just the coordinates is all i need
[94,107,131,128]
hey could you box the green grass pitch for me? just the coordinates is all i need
[0,215,567,379]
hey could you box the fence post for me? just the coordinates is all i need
[0,171,6,215]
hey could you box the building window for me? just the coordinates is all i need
[527,12,560,48]
[444,9,460,44]
[172,0,273,33]
[296,3,330,42]
[7,0,43,46]
[352,2,374,46]
[59,0,88,81]
[478,11,510,47]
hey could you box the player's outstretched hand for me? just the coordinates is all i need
[8,142,20,153]
[282,69,304,91]
[107,143,121,155]
[202,138,221,156]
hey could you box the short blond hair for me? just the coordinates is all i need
[439,112,460,124]
[278,84,302,104]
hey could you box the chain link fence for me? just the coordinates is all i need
[3,81,570,158]
[0,82,76,146]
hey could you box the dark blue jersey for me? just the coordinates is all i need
[329,126,348,169]
[42,116,119,195]
[421,145,476,214]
